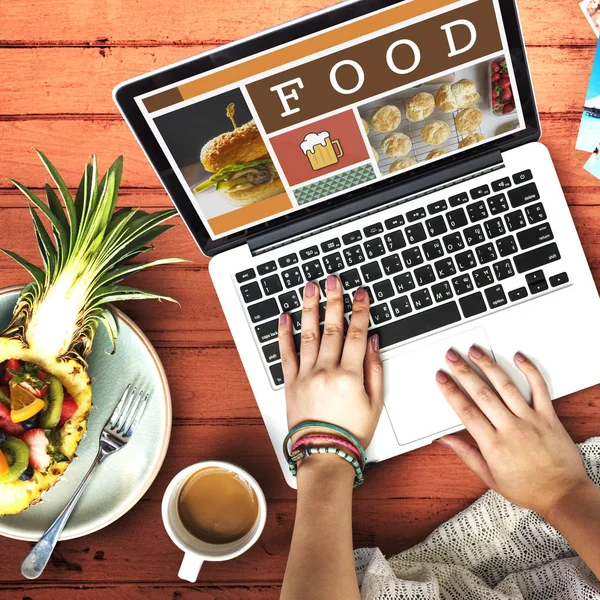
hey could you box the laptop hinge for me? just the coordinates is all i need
[248,150,504,256]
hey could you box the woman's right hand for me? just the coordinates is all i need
[436,347,593,519]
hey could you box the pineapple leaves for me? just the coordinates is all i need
[0,249,45,285]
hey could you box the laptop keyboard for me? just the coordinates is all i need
[235,169,570,388]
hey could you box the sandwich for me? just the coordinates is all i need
[194,104,284,206]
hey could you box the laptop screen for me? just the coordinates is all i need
[135,0,525,241]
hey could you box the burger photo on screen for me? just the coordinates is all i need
[194,103,285,206]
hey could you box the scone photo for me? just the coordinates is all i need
[455,108,483,135]
[426,148,448,160]
[458,133,486,149]
[435,79,480,113]
[421,120,451,146]
[381,133,412,158]
[406,93,435,122]
[389,157,417,173]
[370,105,402,132]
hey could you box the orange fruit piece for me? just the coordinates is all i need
[9,382,45,423]
[0,450,8,476]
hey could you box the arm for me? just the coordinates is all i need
[279,276,384,600]
[436,347,600,578]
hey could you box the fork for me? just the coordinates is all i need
[20,384,149,580]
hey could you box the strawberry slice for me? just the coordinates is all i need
[21,429,52,470]
[58,396,78,428]
[0,403,25,437]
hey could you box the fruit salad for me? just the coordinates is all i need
[0,359,78,484]
[490,57,515,116]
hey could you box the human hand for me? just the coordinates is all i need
[278,276,384,448]
[436,347,591,518]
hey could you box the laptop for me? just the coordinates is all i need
[114,0,600,486]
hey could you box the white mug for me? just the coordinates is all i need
[161,460,267,582]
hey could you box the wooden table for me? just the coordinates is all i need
[0,0,599,597]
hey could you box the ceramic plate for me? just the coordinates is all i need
[0,286,171,541]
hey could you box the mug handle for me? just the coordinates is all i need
[332,139,344,159]
[178,552,204,582]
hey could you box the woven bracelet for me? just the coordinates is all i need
[288,445,364,488]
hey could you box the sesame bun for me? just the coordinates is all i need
[219,177,285,207]
[406,93,435,122]
[421,120,451,146]
[382,133,412,158]
[455,108,483,135]
[370,105,402,132]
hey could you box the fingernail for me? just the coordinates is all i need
[469,345,484,359]
[279,313,288,325]
[435,438,451,448]
[515,351,526,363]
[371,334,380,352]
[354,287,366,301]
[446,348,460,362]
[326,275,337,290]
[305,282,316,297]
[436,369,449,383]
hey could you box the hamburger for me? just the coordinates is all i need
[194,104,284,206]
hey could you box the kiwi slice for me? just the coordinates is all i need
[39,375,64,429]
[0,437,30,483]
[0,387,9,408]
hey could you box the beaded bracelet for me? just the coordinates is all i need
[291,435,361,462]
[288,445,364,488]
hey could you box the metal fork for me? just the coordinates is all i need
[21,384,149,579]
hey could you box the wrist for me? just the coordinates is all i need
[542,478,599,524]
[296,452,355,488]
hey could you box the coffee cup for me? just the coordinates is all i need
[161,461,267,582]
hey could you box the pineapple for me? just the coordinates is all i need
[0,151,184,514]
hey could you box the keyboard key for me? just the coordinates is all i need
[319,279,327,295]
[385,215,405,230]
[485,284,507,309]
[525,203,546,224]
[340,269,362,290]
[514,242,561,274]
[526,270,548,294]
[363,287,375,304]
[382,254,403,275]
[364,238,386,259]
[473,266,494,288]
[364,223,383,237]
[385,230,407,252]
[240,281,262,304]
[321,238,341,253]
[402,247,424,268]
[407,208,426,222]
[371,303,392,324]
[509,287,528,302]
[496,235,518,257]
[442,232,465,253]
[426,215,448,237]
[342,231,362,244]
[484,217,506,239]
[269,363,284,386]
[476,243,497,265]
[505,210,527,232]
[434,257,456,279]
[279,253,298,268]
[470,184,490,199]
[290,311,303,330]
[428,200,448,214]
[391,295,412,317]
[318,302,327,322]
[447,208,468,230]
[236,268,256,283]
[263,342,281,363]
[550,272,569,287]
[456,250,477,272]
[492,177,512,192]
[323,252,344,274]
[282,267,303,289]
[460,292,487,318]
[411,288,433,310]
[508,182,539,208]
[452,274,474,295]
[302,259,324,281]
[300,246,320,260]
[255,319,279,343]
[512,169,533,185]
[373,302,461,348]
[279,290,301,312]
[517,223,554,250]
[467,201,488,223]
[423,239,444,261]
[414,264,436,286]
[393,272,416,293]
[406,223,427,244]
[344,245,365,266]
[432,281,453,302]
[464,225,485,246]
[449,192,469,207]
[361,261,383,283]
[343,294,353,313]
[261,274,283,295]
[493,259,515,281]
[248,298,279,323]
[487,194,509,215]
[373,280,395,301]
[258,261,277,275]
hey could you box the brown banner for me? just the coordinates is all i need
[246,0,502,134]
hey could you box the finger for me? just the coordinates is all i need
[278,313,298,384]
[445,349,515,428]
[364,334,384,409]
[340,287,371,372]
[468,345,531,418]
[298,282,321,371]
[317,275,345,366]
[514,351,554,414]
[435,369,496,443]
[436,435,496,489]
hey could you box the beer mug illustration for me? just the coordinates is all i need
[300,131,344,171]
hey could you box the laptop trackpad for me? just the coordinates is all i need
[383,327,492,446]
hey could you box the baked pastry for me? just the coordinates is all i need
[421,120,451,146]
[361,118,370,135]
[370,105,402,132]
[436,79,480,113]
[381,133,412,157]
[455,108,483,135]
[389,157,417,173]
[406,93,435,122]
[426,148,449,160]
[435,85,458,113]
[458,133,487,149]
[371,146,379,162]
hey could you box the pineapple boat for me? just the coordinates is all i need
[0,151,183,515]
